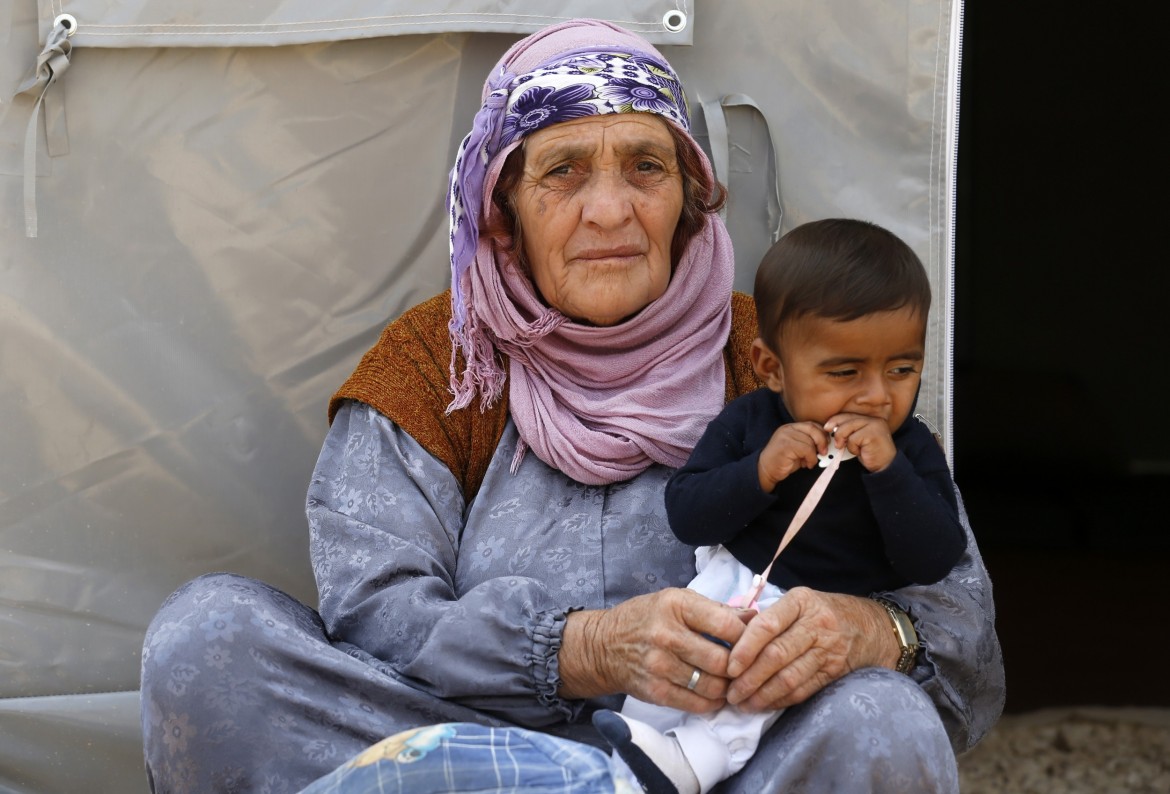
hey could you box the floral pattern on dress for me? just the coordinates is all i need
[140,401,1003,793]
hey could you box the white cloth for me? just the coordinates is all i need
[619,545,786,793]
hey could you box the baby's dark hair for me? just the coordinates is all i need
[754,218,932,346]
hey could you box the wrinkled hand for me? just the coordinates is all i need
[757,421,831,492]
[725,587,898,712]
[559,588,754,713]
[825,413,896,473]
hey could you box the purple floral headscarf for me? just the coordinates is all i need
[497,53,689,146]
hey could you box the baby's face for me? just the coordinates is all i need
[774,308,926,432]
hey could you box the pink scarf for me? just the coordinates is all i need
[447,20,735,484]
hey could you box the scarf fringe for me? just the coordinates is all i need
[447,311,507,415]
[509,439,528,475]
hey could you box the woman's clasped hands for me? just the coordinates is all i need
[561,585,893,714]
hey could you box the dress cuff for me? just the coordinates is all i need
[529,607,586,721]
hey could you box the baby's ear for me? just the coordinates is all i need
[749,338,784,393]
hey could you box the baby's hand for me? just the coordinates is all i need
[824,414,896,472]
[757,422,829,491]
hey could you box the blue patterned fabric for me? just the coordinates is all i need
[297,723,642,794]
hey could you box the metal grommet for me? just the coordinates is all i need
[662,10,687,33]
[54,13,78,36]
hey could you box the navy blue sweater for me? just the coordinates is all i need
[665,388,966,595]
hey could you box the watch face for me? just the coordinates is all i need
[888,607,917,645]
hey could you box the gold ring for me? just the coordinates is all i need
[686,668,701,691]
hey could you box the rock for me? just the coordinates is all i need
[958,707,1170,793]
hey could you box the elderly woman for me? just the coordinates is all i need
[139,19,1004,794]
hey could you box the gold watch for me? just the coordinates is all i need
[872,597,920,675]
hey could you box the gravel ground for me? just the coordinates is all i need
[957,707,1170,793]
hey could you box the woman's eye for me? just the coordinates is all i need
[539,163,586,189]
[634,160,663,173]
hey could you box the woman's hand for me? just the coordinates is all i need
[559,588,753,712]
[724,587,899,712]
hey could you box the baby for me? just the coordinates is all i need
[593,218,968,794]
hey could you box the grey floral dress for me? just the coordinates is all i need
[140,400,1005,793]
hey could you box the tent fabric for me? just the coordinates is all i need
[33,0,695,47]
[0,1,962,790]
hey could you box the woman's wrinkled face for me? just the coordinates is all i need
[512,114,684,326]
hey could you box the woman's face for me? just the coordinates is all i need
[512,114,684,326]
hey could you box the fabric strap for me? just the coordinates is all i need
[17,18,74,238]
[739,447,854,608]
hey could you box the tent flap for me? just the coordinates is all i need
[37,0,695,47]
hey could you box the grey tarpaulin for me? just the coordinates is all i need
[0,0,963,790]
